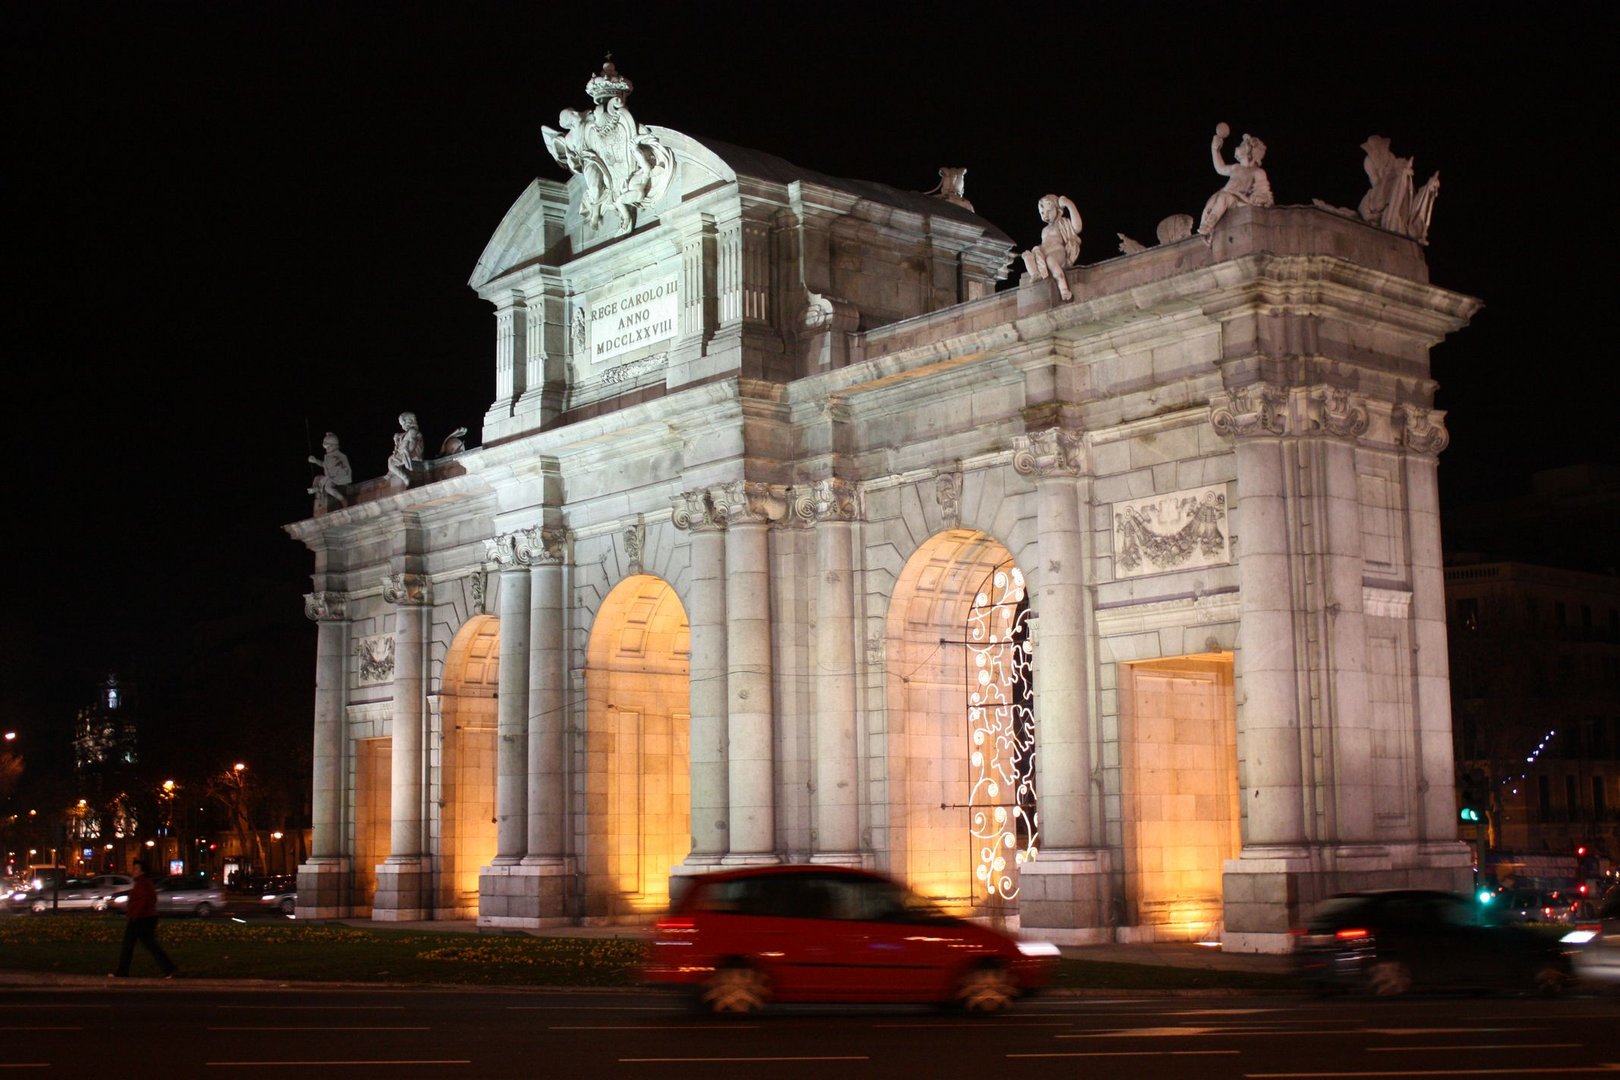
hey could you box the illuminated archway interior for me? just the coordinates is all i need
[1121,654,1239,940]
[440,615,500,916]
[584,574,691,918]
[886,529,1028,913]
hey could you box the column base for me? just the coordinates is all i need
[295,857,351,919]
[720,852,782,868]
[808,851,868,869]
[371,856,431,921]
[1222,841,1474,953]
[1017,848,1114,944]
[476,858,575,928]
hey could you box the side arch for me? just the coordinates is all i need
[582,574,691,919]
[438,614,500,917]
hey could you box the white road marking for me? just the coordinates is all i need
[549,1025,760,1031]
[207,1061,472,1068]
[620,1057,869,1064]
[1010,1051,1240,1058]
[208,1026,431,1031]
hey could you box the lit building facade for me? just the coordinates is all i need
[287,77,1480,951]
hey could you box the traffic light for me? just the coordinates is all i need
[1459,768,1489,822]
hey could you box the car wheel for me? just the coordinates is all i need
[699,962,770,1015]
[955,963,1019,1013]
[1532,964,1568,997]
[92,898,108,913]
[30,900,46,914]
[279,897,295,915]
[1367,959,1413,997]
[194,902,214,918]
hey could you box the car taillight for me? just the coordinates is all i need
[1334,927,1370,941]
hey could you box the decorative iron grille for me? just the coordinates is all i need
[965,562,1037,901]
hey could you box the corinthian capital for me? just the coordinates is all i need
[1012,428,1086,477]
[485,525,566,567]
[1395,405,1449,455]
[381,572,432,606]
[670,489,726,532]
[1307,386,1370,439]
[791,477,860,524]
[713,480,788,525]
[303,591,347,622]
[1210,382,1287,438]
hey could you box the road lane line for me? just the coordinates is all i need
[620,1057,870,1064]
[0,1027,80,1031]
[208,1026,432,1031]
[215,1005,408,1011]
[549,1025,761,1031]
[207,1061,471,1068]
[1366,1044,1582,1052]
[1246,1067,1620,1078]
[1010,1051,1240,1058]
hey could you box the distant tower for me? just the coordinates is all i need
[72,674,141,850]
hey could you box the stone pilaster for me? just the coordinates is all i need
[483,531,537,863]
[671,490,729,870]
[797,479,861,861]
[299,591,350,917]
[714,481,785,863]
[375,571,430,920]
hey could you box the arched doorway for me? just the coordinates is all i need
[583,574,691,919]
[439,615,500,917]
[886,529,1034,916]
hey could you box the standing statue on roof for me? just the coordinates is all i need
[307,432,352,514]
[1198,123,1274,241]
[1021,194,1083,301]
[387,411,425,487]
[541,56,676,237]
[1355,135,1441,244]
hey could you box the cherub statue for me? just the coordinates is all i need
[307,432,352,513]
[1021,194,1083,301]
[387,411,425,487]
[1198,123,1274,241]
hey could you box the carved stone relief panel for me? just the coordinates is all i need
[1113,484,1231,579]
[355,633,396,686]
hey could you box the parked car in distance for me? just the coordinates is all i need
[1498,888,1588,924]
[1293,889,1572,997]
[1567,884,1620,987]
[643,865,1059,1015]
[152,875,228,917]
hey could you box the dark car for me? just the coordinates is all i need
[642,865,1058,1014]
[1293,889,1572,996]
[152,875,228,917]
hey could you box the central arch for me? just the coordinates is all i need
[583,574,691,920]
[885,529,1033,915]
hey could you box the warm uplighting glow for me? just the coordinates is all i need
[234,763,246,773]
[162,779,175,792]
[271,831,284,841]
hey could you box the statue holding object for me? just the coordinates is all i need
[1198,123,1274,241]
[1021,194,1083,301]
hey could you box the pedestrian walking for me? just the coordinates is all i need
[110,859,177,979]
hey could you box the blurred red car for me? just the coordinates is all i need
[643,865,1058,1014]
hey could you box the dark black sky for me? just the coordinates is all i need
[5,4,1615,769]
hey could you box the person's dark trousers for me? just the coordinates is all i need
[115,917,176,977]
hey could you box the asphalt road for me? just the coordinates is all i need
[6,985,1618,1079]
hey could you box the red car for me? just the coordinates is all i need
[644,865,1059,1014]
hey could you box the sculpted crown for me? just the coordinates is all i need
[585,57,633,103]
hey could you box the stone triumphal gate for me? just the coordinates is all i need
[287,64,1479,951]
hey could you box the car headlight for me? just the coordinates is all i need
[1561,929,1598,945]
[1017,940,1061,958]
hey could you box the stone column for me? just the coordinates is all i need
[492,296,526,409]
[376,571,430,920]
[1398,407,1463,845]
[671,491,729,868]
[801,479,860,860]
[1012,429,1093,850]
[300,591,349,917]
[483,533,535,863]
[527,530,568,863]
[715,482,784,862]
[1212,385,1310,852]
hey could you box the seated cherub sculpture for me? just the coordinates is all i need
[1198,124,1274,241]
[1021,194,1083,301]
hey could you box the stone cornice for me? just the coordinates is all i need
[381,573,432,606]
[303,591,347,622]
[1211,382,1371,441]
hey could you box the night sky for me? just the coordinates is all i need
[6,4,1615,773]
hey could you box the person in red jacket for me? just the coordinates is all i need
[110,859,177,979]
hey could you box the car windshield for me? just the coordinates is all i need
[691,872,955,923]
